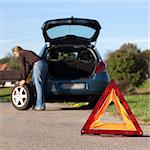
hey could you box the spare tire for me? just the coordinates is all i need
[11,84,34,110]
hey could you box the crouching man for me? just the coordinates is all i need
[12,46,48,111]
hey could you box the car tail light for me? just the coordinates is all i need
[95,61,106,74]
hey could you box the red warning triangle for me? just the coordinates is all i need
[81,80,143,136]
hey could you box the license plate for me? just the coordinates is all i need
[61,83,86,90]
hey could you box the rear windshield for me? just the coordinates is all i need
[46,25,96,39]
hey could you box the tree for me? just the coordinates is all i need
[0,55,10,63]
[0,53,21,70]
[7,55,21,70]
[119,43,141,53]
[106,43,148,88]
[140,49,150,78]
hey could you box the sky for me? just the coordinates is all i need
[0,0,149,59]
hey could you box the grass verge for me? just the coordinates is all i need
[0,87,12,102]
[136,79,150,94]
[107,94,150,125]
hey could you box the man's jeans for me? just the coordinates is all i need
[32,60,48,109]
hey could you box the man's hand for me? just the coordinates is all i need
[19,80,26,86]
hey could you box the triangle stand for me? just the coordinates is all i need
[81,80,143,136]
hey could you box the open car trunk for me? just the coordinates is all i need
[46,46,97,80]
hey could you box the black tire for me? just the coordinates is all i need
[11,84,34,110]
[88,95,101,108]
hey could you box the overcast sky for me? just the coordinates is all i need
[0,0,149,59]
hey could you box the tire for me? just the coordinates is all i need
[88,95,101,108]
[11,84,34,110]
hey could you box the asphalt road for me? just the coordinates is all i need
[0,102,149,150]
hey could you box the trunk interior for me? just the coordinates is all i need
[46,46,97,80]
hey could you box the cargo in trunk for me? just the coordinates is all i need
[46,46,97,80]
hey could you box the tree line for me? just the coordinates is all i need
[106,43,149,93]
[0,53,21,70]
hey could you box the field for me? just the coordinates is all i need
[107,94,149,124]
[107,79,150,124]
[0,87,13,102]
[0,79,149,124]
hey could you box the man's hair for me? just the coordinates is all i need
[12,46,23,52]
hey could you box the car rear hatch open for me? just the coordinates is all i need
[41,17,101,44]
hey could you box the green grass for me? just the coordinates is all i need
[138,79,150,89]
[107,94,150,124]
[0,87,13,102]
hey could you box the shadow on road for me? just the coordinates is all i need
[141,135,150,137]
[44,105,93,111]
[84,134,150,138]
[61,104,94,110]
[43,103,94,111]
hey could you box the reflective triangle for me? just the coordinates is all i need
[81,80,143,136]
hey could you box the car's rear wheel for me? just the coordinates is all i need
[11,84,34,110]
[88,95,101,108]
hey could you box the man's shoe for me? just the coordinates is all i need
[34,107,46,111]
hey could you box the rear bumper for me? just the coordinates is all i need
[45,72,110,96]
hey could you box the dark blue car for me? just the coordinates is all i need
[11,17,110,110]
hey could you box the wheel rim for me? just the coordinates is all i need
[12,86,28,107]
